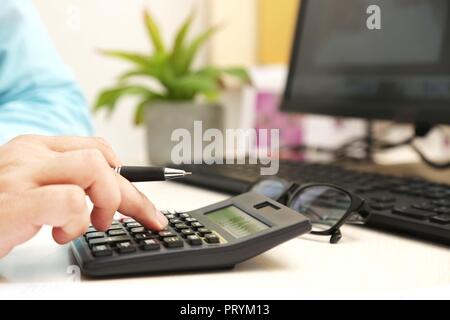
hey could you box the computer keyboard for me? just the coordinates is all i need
[174,161,450,244]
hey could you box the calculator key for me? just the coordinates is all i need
[107,229,126,236]
[180,229,195,238]
[85,226,98,234]
[159,231,176,238]
[204,234,220,244]
[89,235,130,247]
[126,222,142,229]
[191,222,204,230]
[85,232,106,240]
[187,235,203,246]
[121,218,135,224]
[197,228,212,236]
[108,224,123,231]
[135,233,157,241]
[178,213,191,219]
[174,223,189,231]
[165,214,176,220]
[163,237,184,248]
[141,239,160,251]
[130,227,146,234]
[116,242,136,254]
[92,244,112,257]
[184,218,198,225]
[169,219,182,226]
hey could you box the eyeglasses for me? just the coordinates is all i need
[248,178,371,243]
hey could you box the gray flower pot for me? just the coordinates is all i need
[144,101,224,165]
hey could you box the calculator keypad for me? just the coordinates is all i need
[83,211,222,258]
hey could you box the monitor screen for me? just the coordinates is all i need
[282,0,450,124]
[206,206,269,238]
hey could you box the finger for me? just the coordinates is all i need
[33,135,122,167]
[116,175,168,230]
[33,149,122,231]
[0,185,89,249]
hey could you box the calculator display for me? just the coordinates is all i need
[206,206,269,238]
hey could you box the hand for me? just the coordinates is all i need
[0,135,168,258]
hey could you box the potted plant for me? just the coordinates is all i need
[95,10,250,165]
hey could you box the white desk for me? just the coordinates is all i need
[0,181,449,299]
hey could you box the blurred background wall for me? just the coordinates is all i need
[33,0,447,165]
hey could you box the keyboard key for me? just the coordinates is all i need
[370,196,395,203]
[431,199,450,207]
[412,202,436,211]
[174,223,189,231]
[191,222,204,230]
[178,213,191,219]
[141,239,160,251]
[169,219,182,226]
[85,226,98,234]
[92,244,112,257]
[121,218,135,224]
[434,207,450,215]
[116,242,136,254]
[130,227,146,234]
[159,231,176,238]
[163,236,184,248]
[108,224,123,231]
[369,202,394,211]
[204,233,220,244]
[134,233,157,241]
[165,214,176,220]
[184,218,198,225]
[89,235,130,247]
[180,229,195,238]
[187,235,203,246]
[85,232,106,240]
[197,228,212,236]
[107,229,126,236]
[126,222,142,229]
[430,214,450,225]
[392,207,435,220]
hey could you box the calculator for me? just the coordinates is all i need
[71,192,312,277]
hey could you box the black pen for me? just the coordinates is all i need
[114,166,192,182]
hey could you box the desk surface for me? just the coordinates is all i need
[0,181,449,299]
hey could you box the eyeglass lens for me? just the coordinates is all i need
[250,179,288,200]
[289,186,352,232]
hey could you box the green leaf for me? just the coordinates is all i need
[134,98,152,126]
[94,85,160,114]
[144,10,165,54]
[172,11,194,61]
[171,74,219,93]
[222,67,252,83]
[119,69,155,81]
[195,66,221,79]
[100,50,154,69]
[180,25,220,73]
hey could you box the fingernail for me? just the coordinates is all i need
[155,210,168,228]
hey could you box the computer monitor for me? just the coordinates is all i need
[281,0,450,125]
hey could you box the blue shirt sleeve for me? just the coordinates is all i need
[0,0,93,145]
